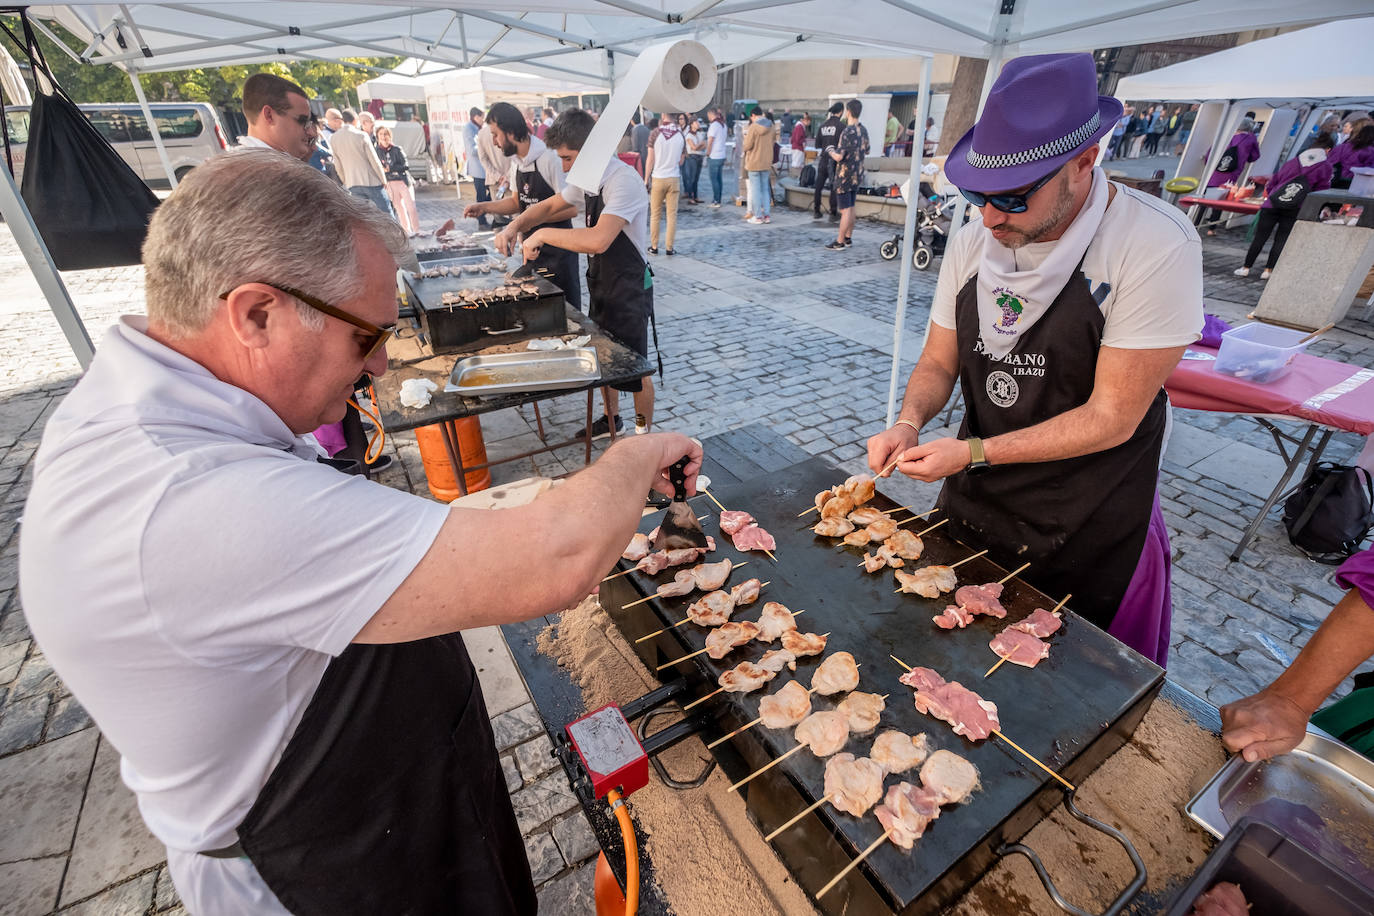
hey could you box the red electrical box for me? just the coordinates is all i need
[565,704,649,799]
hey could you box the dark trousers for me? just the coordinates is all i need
[682,155,703,200]
[1244,208,1299,270]
[813,155,837,216]
[472,177,491,227]
[1144,132,1162,155]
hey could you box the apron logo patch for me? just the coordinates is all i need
[992,287,1025,336]
[986,370,1019,408]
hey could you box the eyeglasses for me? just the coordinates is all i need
[289,113,321,131]
[219,282,393,361]
[959,164,1063,214]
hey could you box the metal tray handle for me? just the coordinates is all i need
[995,788,1146,916]
[481,320,525,336]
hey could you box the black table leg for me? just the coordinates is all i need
[439,419,469,498]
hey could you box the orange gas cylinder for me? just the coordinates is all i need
[594,852,626,916]
[413,418,490,500]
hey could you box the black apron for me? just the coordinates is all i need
[517,160,582,312]
[937,265,1167,630]
[585,187,660,392]
[231,633,536,915]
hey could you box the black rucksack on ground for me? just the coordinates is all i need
[1282,463,1374,564]
[799,163,816,188]
[1216,144,1239,174]
[1269,174,1311,211]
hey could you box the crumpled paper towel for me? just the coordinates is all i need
[527,335,592,351]
[399,378,438,408]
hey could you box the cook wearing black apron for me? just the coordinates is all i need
[517,163,583,312]
[206,633,536,915]
[584,189,659,392]
[938,262,1167,631]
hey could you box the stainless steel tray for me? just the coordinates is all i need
[445,348,600,396]
[1187,727,1374,887]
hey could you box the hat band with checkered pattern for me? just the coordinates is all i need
[965,112,1101,170]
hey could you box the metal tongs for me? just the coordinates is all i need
[651,456,708,551]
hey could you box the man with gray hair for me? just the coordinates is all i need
[19,151,701,915]
[331,108,394,218]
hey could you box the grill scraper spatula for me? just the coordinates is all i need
[651,456,708,551]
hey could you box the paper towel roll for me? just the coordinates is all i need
[566,39,716,193]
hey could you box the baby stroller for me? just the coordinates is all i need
[879,180,954,271]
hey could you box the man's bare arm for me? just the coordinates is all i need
[525,213,627,258]
[866,323,959,475]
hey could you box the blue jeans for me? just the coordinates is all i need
[708,158,724,204]
[747,170,770,218]
[348,184,396,220]
[682,155,703,200]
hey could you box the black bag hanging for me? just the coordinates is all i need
[1269,173,1311,211]
[4,11,159,270]
[798,163,816,188]
[1281,463,1374,564]
[1215,144,1239,174]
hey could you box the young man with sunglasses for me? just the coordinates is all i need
[20,151,701,916]
[867,53,1203,667]
[237,73,319,163]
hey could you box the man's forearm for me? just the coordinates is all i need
[983,399,1142,466]
[483,196,521,216]
[532,226,607,256]
[1267,589,1374,714]
[898,359,958,428]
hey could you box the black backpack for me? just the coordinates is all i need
[1269,173,1310,211]
[1282,463,1374,564]
[1216,144,1239,174]
[798,163,817,188]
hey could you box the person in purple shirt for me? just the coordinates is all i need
[1203,118,1262,235]
[1328,121,1374,188]
[1234,134,1335,279]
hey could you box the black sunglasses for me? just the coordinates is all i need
[960,164,1063,214]
[219,282,393,361]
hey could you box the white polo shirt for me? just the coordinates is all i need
[19,317,450,914]
[562,157,650,256]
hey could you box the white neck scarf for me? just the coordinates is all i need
[975,167,1110,359]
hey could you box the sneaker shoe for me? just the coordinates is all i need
[1260,268,1272,280]
[743,213,754,221]
[1233,267,1250,277]
[748,217,765,224]
[574,415,623,440]
[634,414,649,435]
[710,202,722,209]
[824,240,846,250]
[829,213,840,223]
[843,237,852,246]
[813,211,824,219]
[762,215,771,223]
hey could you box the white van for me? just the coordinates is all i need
[2,101,228,188]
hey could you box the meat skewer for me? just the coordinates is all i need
[871,730,931,775]
[812,651,861,695]
[632,579,770,643]
[728,706,856,794]
[703,488,777,560]
[707,657,865,747]
[893,549,988,596]
[986,593,1070,677]
[836,691,888,733]
[718,660,778,694]
[622,560,748,609]
[932,562,1030,629]
[797,473,878,517]
[606,530,716,581]
[655,611,809,671]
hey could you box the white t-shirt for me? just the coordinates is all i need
[930,183,1203,350]
[19,318,450,915]
[507,135,565,200]
[707,120,727,160]
[649,126,685,179]
[562,157,650,256]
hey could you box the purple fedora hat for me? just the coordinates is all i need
[944,53,1122,193]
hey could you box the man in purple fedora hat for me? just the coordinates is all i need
[867,53,1203,668]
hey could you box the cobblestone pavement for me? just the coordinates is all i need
[0,170,1371,914]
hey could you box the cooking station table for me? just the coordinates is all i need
[373,305,654,495]
[500,424,1225,915]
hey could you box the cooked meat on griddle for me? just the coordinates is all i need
[862,552,887,574]
[871,730,931,775]
[886,529,925,560]
[895,565,958,598]
[1186,882,1250,916]
[842,528,872,548]
[794,710,850,757]
[637,538,716,575]
[693,559,735,591]
[815,488,835,513]
[845,474,876,506]
[847,506,886,526]
[865,516,899,541]
[932,604,975,629]
[657,568,698,598]
[837,691,886,733]
[719,510,755,535]
[757,648,798,674]
[954,582,1007,618]
[876,543,906,568]
[758,680,811,728]
[820,494,855,520]
[874,781,943,849]
[706,620,761,659]
[989,628,1050,668]
[732,524,777,552]
[813,517,855,538]
[920,749,979,805]
[812,651,860,695]
[780,630,828,656]
[1010,607,1063,638]
[824,753,886,817]
[729,578,762,607]
[686,590,735,626]
[622,532,652,562]
[899,667,1001,740]
[756,601,800,642]
[718,660,777,693]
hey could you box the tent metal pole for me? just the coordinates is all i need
[1191,102,1245,227]
[26,17,85,63]
[886,54,933,428]
[0,165,94,369]
[946,44,1005,241]
[127,68,177,189]
[457,14,470,67]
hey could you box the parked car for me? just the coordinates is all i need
[2,101,228,188]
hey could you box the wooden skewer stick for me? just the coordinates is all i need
[1297,322,1336,345]
[818,830,894,898]
[985,594,1070,678]
[633,582,777,643]
[657,645,713,671]
[797,506,819,518]
[706,683,819,749]
[917,518,949,536]
[621,562,749,609]
[727,744,804,792]
[889,654,1075,792]
[765,795,831,841]
[950,548,989,569]
[996,562,1031,586]
[682,685,723,709]
[879,455,903,477]
[706,489,778,560]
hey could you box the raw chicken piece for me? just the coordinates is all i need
[759,680,811,728]
[865,517,898,541]
[729,578,762,607]
[732,524,777,552]
[886,529,925,560]
[837,691,886,733]
[719,510,755,535]
[842,528,872,548]
[848,507,886,526]
[919,750,979,805]
[824,753,886,817]
[794,710,850,756]
[876,543,906,568]
[756,602,800,642]
[845,474,876,505]
[813,651,860,695]
[898,666,948,693]
[1186,882,1250,916]
[622,532,652,562]
[813,517,855,538]
[933,604,975,629]
[693,559,734,591]
[874,781,944,849]
[821,493,855,520]
[954,582,1007,618]
[1010,608,1062,638]
[989,629,1050,668]
[898,667,1001,740]
[706,621,760,659]
[780,631,828,656]
[657,569,697,597]
[686,591,735,626]
[895,565,958,598]
[719,661,776,693]
[871,731,931,775]
[862,552,887,574]
[757,648,797,673]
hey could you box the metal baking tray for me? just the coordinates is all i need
[445,348,600,396]
[1187,727,1374,888]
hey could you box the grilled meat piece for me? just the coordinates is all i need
[895,565,957,598]
[686,590,735,627]
[780,630,828,657]
[824,753,885,817]
[705,620,761,659]
[719,660,776,693]
[847,507,886,526]
[837,691,886,733]
[758,680,811,728]
[794,710,850,756]
[813,517,855,538]
[871,730,931,775]
[756,601,800,642]
[920,749,979,805]
[886,529,925,560]
[812,651,860,695]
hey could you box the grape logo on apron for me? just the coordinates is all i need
[986,370,1019,408]
[992,287,1025,336]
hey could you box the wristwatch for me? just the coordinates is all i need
[966,437,991,474]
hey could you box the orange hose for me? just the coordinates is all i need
[346,382,386,465]
[605,789,639,916]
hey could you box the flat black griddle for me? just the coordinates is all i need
[600,457,1163,915]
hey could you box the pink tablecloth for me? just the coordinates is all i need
[1166,346,1374,436]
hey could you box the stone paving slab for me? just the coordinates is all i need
[61,738,163,905]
